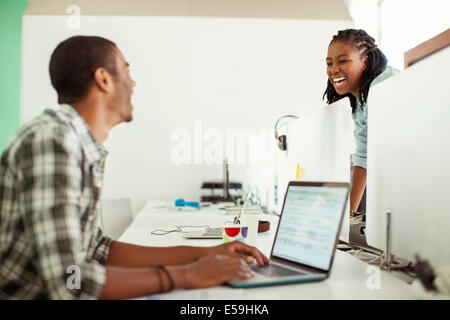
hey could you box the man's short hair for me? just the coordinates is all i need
[49,35,118,104]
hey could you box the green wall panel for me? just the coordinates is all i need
[0,0,30,152]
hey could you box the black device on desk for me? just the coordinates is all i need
[200,181,242,203]
[201,158,242,203]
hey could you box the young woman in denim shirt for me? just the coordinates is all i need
[323,29,398,217]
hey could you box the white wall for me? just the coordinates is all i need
[21,14,352,214]
[345,0,380,43]
[366,47,450,267]
[379,0,450,70]
[346,0,450,71]
[277,98,354,239]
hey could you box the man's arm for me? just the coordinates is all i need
[99,254,256,299]
[105,241,211,267]
[350,166,367,214]
[98,265,183,299]
[105,241,270,268]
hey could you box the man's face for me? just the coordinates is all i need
[326,41,367,97]
[109,48,136,123]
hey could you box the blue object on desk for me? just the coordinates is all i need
[175,198,200,208]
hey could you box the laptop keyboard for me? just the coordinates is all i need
[250,263,305,278]
[203,227,221,236]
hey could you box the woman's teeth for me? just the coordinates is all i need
[333,77,346,83]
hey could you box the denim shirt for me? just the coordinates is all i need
[351,66,399,169]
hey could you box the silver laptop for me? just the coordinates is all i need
[228,181,349,288]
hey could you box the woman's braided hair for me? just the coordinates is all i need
[323,29,388,113]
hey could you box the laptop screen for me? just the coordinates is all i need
[272,184,348,271]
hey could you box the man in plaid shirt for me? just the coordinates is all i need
[0,36,268,299]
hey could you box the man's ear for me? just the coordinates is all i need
[93,68,113,93]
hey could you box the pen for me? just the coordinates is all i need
[234,192,251,225]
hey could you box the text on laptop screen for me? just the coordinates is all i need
[272,185,347,270]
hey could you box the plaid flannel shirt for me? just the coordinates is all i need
[0,104,113,299]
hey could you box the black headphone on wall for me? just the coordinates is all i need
[274,115,298,151]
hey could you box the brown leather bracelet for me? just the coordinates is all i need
[153,265,164,293]
[152,265,174,293]
[159,265,174,292]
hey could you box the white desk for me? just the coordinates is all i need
[119,200,417,299]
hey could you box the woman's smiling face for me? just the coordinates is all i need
[326,40,368,98]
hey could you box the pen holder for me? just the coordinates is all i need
[222,224,248,243]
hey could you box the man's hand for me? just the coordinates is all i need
[171,254,255,289]
[207,241,270,266]
[162,242,269,290]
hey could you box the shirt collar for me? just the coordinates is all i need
[58,104,108,165]
[371,66,399,88]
